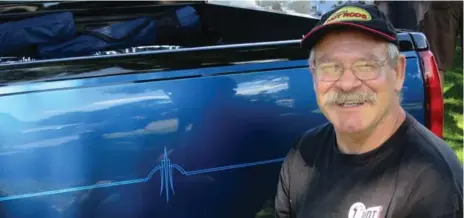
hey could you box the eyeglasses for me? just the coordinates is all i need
[311,58,388,82]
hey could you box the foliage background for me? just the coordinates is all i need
[444,46,463,163]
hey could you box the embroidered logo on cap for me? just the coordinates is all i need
[324,6,372,24]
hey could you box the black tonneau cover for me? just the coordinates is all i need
[0,1,318,65]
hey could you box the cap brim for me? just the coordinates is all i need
[301,22,397,50]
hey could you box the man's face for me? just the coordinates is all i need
[310,30,405,135]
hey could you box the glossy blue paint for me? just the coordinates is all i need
[0,55,424,218]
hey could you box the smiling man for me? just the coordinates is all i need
[274,2,463,218]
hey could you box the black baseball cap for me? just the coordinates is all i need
[301,2,398,51]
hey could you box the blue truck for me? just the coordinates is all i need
[0,1,444,218]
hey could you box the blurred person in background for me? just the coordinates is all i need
[420,1,463,90]
[375,1,463,90]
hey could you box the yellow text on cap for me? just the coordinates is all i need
[324,6,372,24]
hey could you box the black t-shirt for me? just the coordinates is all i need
[274,113,463,218]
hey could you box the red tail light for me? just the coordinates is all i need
[418,50,444,138]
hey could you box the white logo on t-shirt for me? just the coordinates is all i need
[348,202,383,218]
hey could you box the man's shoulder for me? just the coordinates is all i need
[396,116,463,217]
[294,122,333,144]
[402,115,462,189]
[286,122,334,167]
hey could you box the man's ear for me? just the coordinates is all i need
[394,54,406,93]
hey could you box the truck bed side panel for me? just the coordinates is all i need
[0,53,424,218]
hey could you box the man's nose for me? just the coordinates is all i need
[335,69,362,91]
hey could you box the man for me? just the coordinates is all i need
[274,2,463,218]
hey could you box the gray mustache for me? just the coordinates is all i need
[325,91,377,105]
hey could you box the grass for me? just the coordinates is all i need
[443,46,463,163]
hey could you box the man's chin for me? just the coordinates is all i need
[331,117,369,134]
[335,126,366,135]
